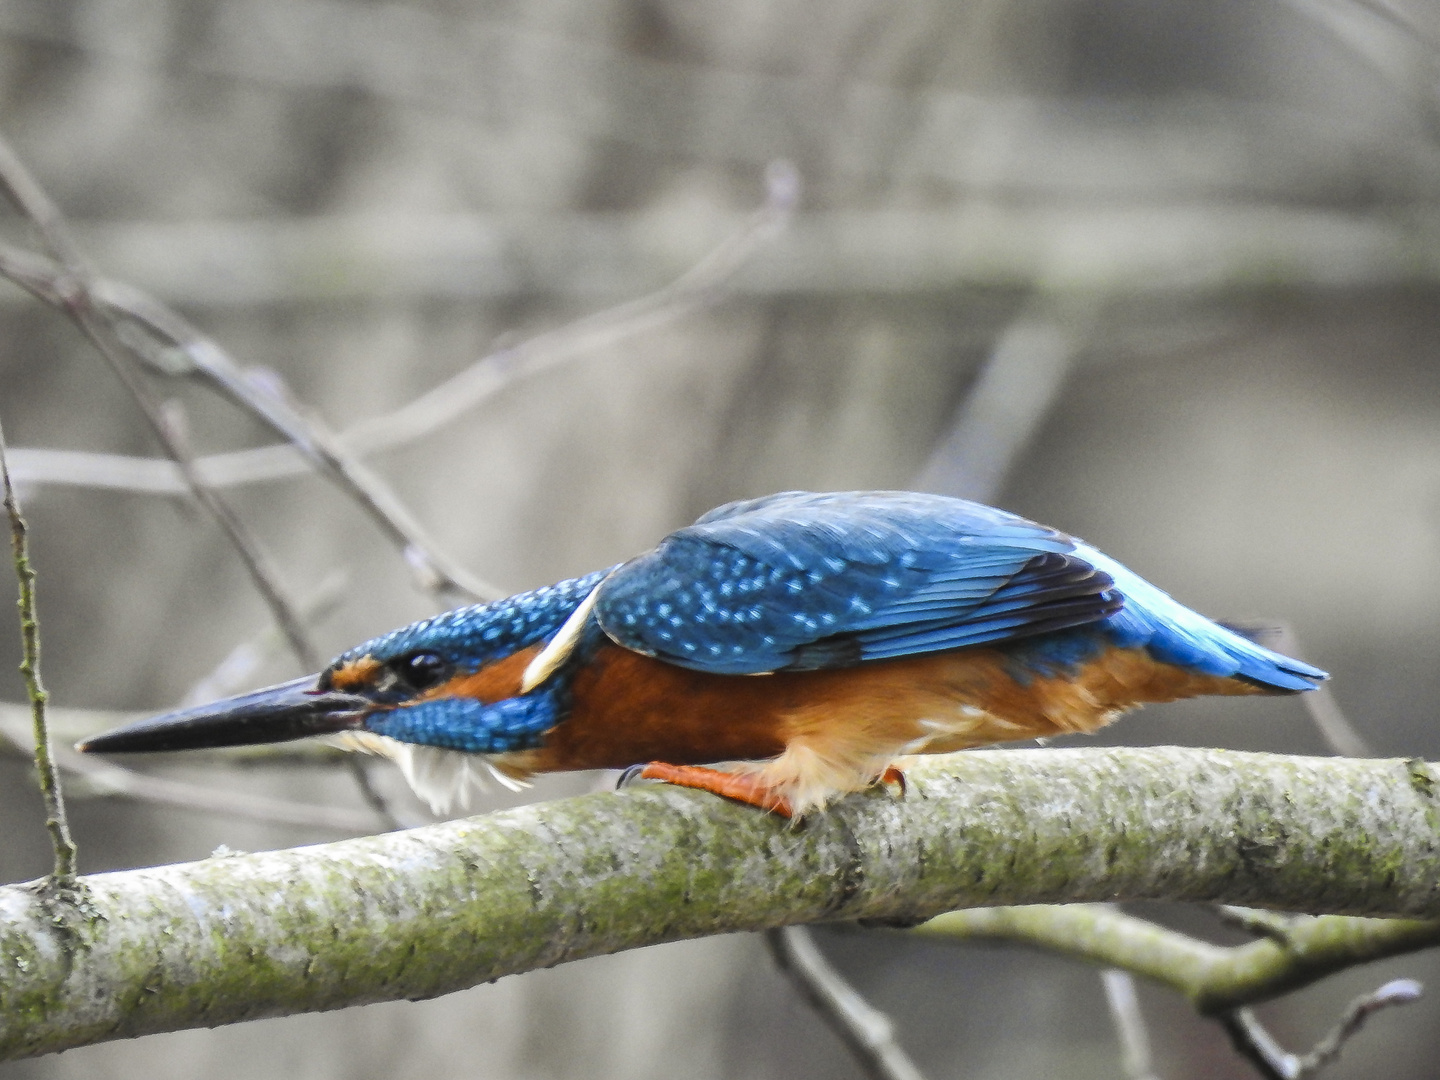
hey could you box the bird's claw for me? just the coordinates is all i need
[877,765,907,796]
[614,763,647,791]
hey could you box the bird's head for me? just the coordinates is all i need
[77,569,612,758]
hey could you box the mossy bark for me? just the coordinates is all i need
[915,904,1440,1012]
[2,747,1439,1059]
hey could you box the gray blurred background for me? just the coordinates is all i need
[0,0,1438,1076]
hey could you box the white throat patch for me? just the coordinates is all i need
[327,731,531,816]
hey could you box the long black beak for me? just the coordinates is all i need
[76,676,372,754]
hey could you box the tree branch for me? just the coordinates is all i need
[913,903,1439,1014]
[0,162,796,505]
[0,133,319,670]
[1219,978,1423,1080]
[1101,967,1160,1080]
[765,926,927,1080]
[2,747,1440,1059]
[88,279,501,602]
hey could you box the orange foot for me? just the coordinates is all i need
[877,765,907,796]
[637,762,793,817]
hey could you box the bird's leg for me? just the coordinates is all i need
[637,762,794,817]
[876,765,906,795]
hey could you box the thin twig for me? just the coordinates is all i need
[1219,978,1422,1080]
[1220,1008,1295,1080]
[1291,978,1423,1073]
[1269,624,1369,757]
[358,161,799,451]
[914,904,1440,1014]
[180,570,349,707]
[90,279,500,601]
[912,302,1089,500]
[0,164,799,498]
[0,417,76,882]
[1102,968,1161,1080]
[0,132,319,670]
[344,757,416,831]
[765,926,927,1080]
[1216,905,1302,944]
[47,740,381,833]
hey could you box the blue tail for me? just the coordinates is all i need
[1075,545,1327,693]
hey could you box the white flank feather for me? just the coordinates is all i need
[327,732,531,816]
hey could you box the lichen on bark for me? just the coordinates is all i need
[1,746,1438,1059]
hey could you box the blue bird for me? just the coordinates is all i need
[80,491,1326,816]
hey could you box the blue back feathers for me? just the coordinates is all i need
[352,490,1324,755]
[595,491,1120,673]
[595,491,1326,691]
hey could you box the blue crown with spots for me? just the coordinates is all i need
[336,567,616,673]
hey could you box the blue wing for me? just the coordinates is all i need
[594,491,1121,674]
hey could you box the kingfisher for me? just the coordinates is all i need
[79,491,1326,817]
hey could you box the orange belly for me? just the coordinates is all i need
[502,639,1262,788]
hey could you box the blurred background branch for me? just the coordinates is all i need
[1,0,1438,1076]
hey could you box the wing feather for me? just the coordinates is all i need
[595,491,1121,674]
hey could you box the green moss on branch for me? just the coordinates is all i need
[1,746,1438,1059]
[915,904,1440,1012]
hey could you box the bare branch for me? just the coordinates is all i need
[43,740,381,833]
[1221,1007,1293,1080]
[0,165,797,522]
[180,571,349,707]
[1102,968,1161,1080]
[1268,625,1371,758]
[1300,686,1373,759]
[87,280,500,601]
[1220,978,1423,1079]
[0,133,319,670]
[1292,977,1423,1073]
[0,418,75,882]
[914,902,1440,1014]
[765,927,927,1080]
[913,299,1093,500]
[1,747,1438,1059]
[1216,905,1303,944]
[326,159,800,460]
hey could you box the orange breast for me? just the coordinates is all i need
[521,645,791,771]
[504,639,1264,776]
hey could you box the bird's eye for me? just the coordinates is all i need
[394,651,451,691]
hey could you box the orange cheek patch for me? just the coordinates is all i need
[331,655,382,690]
[418,645,543,705]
